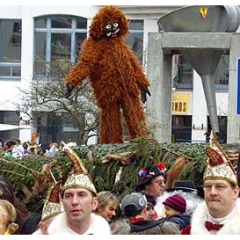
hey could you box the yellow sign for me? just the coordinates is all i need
[172,92,190,114]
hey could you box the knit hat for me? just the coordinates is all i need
[163,193,186,213]
[41,181,62,222]
[136,162,167,189]
[120,192,147,214]
[203,130,238,186]
[61,141,97,195]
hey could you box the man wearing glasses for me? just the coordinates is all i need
[182,131,240,234]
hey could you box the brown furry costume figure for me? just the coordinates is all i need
[65,5,151,144]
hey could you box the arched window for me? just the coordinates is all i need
[33,15,87,79]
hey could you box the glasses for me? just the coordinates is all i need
[203,184,227,192]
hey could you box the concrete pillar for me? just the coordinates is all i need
[227,34,240,143]
[146,33,172,143]
[147,32,234,143]
[192,71,207,143]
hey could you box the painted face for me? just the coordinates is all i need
[105,21,119,38]
[203,179,239,218]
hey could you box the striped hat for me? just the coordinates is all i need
[163,194,186,213]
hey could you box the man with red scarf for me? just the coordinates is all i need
[120,192,165,233]
[181,131,240,235]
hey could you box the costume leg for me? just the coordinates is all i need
[122,96,150,139]
[99,103,123,144]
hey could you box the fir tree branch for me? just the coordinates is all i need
[0,158,41,175]
[0,170,24,177]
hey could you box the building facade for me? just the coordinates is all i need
[0,5,235,146]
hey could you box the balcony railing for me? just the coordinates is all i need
[33,60,73,80]
[174,60,229,90]
[0,62,21,79]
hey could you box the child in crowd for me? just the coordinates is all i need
[163,193,191,231]
[145,195,158,220]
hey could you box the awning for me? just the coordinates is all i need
[0,124,31,131]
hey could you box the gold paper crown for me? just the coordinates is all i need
[41,181,62,222]
[203,130,237,185]
[61,141,97,195]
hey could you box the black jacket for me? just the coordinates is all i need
[131,219,164,233]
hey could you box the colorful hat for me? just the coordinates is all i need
[61,141,97,195]
[41,181,62,222]
[136,162,167,189]
[163,193,186,213]
[203,130,238,186]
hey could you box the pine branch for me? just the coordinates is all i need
[0,158,41,175]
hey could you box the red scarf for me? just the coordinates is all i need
[130,217,145,223]
[205,221,223,231]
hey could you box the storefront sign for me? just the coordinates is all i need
[172,92,190,114]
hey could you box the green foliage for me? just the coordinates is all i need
[0,138,239,212]
[0,156,50,190]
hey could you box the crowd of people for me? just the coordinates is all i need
[0,130,239,235]
[0,138,59,159]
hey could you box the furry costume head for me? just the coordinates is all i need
[89,5,129,40]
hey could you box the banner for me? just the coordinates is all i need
[172,92,190,114]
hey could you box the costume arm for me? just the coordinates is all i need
[127,49,151,103]
[128,50,150,89]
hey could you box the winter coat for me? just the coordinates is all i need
[131,219,164,234]
[165,214,191,230]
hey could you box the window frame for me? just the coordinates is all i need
[33,15,88,80]
[0,19,22,80]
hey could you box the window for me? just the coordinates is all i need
[214,55,229,89]
[0,20,21,79]
[34,15,87,79]
[173,54,229,90]
[0,111,20,141]
[172,54,193,89]
[172,115,192,143]
[126,20,144,63]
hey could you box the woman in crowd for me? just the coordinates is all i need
[95,191,119,223]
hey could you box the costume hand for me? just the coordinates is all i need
[141,86,151,103]
[66,84,73,98]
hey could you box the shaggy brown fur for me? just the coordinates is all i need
[65,6,151,144]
